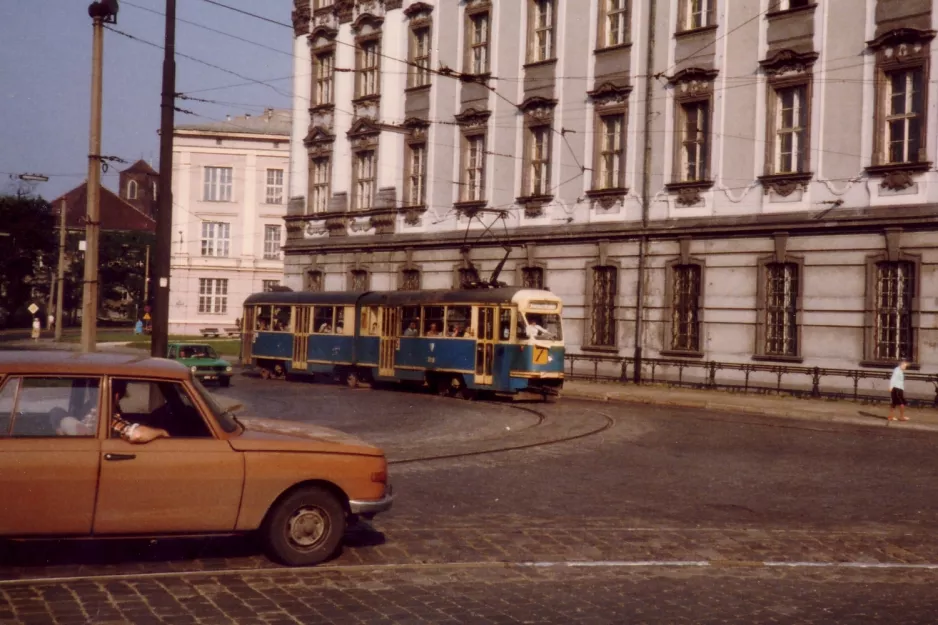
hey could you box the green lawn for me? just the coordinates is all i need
[123,338,242,357]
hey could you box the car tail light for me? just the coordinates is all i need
[371,469,388,484]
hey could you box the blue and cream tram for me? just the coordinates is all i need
[240,287,564,398]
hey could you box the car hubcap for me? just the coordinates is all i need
[287,506,328,549]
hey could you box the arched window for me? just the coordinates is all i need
[127,180,138,200]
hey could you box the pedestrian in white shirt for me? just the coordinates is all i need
[888,360,909,422]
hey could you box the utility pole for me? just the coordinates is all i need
[55,199,68,342]
[633,0,657,384]
[143,243,150,303]
[81,0,118,352]
[151,0,176,358]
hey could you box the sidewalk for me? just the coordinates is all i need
[563,379,938,433]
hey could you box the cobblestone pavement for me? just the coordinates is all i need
[3,564,938,624]
[3,375,938,623]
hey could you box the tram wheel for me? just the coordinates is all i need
[259,366,272,380]
[273,363,286,380]
[459,386,477,401]
[346,370,360,388]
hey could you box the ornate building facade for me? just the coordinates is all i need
[284,0,937,390]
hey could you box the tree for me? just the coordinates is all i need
[98,230,156,320]
[0,195,56,327]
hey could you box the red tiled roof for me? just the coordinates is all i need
[49,183,156,233]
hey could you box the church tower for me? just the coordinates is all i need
[118,160,159,218]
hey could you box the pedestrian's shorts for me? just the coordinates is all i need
[891,388,906,408]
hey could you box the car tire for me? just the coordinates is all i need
[262,486,346,567]
[220,377,231,387]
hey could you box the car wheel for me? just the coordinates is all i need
[220,377,231,387]
[262,486,346,567]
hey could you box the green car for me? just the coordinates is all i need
[167,342,234,387]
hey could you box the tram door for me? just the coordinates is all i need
[241,306,256,364]
[379,307,400,377]
[292,306,312,370]
[475,307,496,385]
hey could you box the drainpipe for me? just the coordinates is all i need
[632,0,657,384]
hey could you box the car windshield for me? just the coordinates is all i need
[191,377,240,434]
[520,312,563,341]
[181,345,218,359]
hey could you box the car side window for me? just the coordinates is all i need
[112,379,214,439]
[0,377,21,436]
[168,346,177,359]
[8,377,101,438]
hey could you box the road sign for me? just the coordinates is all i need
[27,304,39,315]
[144,305,151,313]
[143,313,151,321]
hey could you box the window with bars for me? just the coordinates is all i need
[772,85,808,174]
[764,263,799,356]
[263,225,281,260]
[602,0,629,47]
[407,142,427,206]
[521,267,545,289]
[203,167,233,202]
[353,150,376,210]
[874,261,914,361]
[527,126,552,196]
[680,101,710,182]
[589,266,617,347]
[459,267,480,288]
[305,270,324,292]
[529,0,555,62]
[683,0,714,30]
[309,157,331,213]
[410,26,431,88]
[883,68,924,165]
[314,51,334,106]
[265,169,284,204]
[468,11,490,74]
[200,222,230,257]
[400,269,421,291]
[198,278,228,314]
[463,134,486,202]
[350,269,369,292]
[262,280,280,292]
[357,40,380,98]
[598,113,625,189]
[670,264,701,352]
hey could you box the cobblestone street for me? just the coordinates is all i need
[3,375,938,623]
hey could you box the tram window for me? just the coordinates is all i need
[255,306,272,331]
[522,312,563,341]
[272,306,292,332]
[314,306,335,333]
[336,307,347,334]
[499,309,512,340]
[422,306,444,337]
[361,307,379,336]
[401,306,420,337]
[446,306,471,338]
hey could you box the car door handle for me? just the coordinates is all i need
[104,453,136,462]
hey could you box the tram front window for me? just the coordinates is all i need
[521,312,562,341]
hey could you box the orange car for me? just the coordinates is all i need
[0,351,393,566]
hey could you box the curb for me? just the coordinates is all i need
[561,388,938,434]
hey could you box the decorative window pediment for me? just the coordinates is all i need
[588,82,632,108]
[454,107,491,130]
[347,117,382,139]
[867,28,936,54]
[303,126,335,147]
[666,67,718,93]
[404,1,433,19]
[759,49,819,77]
[519,96,557,123]
[352,9,385,34]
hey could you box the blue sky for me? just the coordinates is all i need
[0,0,293,200]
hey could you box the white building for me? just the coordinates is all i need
[283,1,937,389]
[169,109,291,335]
